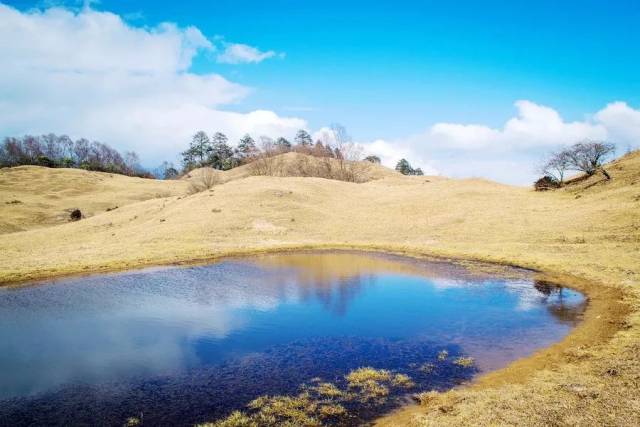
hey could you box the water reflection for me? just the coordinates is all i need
[534,279,586,326]
[0,251,586,426]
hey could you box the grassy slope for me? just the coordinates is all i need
[0,166,190,233]
[0,153,393,234]
[0,152,639,425]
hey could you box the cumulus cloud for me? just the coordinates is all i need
[595,102,640,149]
[0,4,302,165]
[360,139,440,175]
[216,42,282,64]
[361,100,640,185]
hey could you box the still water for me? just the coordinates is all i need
[0,251,585,425]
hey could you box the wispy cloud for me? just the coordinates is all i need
[216,42,284,64]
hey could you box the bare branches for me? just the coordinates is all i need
[539,149,571,184]
[565,141,615,177]
[0,133,148,176]
[537,140,616,189]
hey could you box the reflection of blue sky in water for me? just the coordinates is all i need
[0,252,585,414]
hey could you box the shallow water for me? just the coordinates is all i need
[0,251,585,425]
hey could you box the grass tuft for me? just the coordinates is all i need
[453,357,475,368]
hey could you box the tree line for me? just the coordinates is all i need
[1,127,429,181]
[180,127,358,172]
[0,134,151,177]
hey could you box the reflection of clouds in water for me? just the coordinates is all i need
[0,265,304,398]
[401,273,584,321]
[0,259,378,398]
[503,279,549,311]
[503,279,585,317]
[404,275,545,311]
[0,252,586,402]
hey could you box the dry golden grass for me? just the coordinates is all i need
[1,151,640,425]
[0,166,190,233]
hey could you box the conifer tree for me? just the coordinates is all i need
[294,129,313,147]
[237,134,257,157]
[275,137,292,152]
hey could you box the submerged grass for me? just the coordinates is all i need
[452,357,474,368]
[1,151,639,425]
[203,367,419,426]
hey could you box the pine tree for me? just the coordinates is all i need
[364,155,381,164]
[395,158,413,175]
[294,129,313,147]
[275,137,292,152]
[395,159,423,175]
[209,132,233,169]
[237,134,257,157]
[191,131,212,164]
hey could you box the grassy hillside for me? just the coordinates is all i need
[0,151,639,425]
[0,166,189,233]
[0,153,395,234]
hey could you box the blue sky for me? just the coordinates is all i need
[2,0,640,183]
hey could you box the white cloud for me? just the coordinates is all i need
[360,139,440,176]
[0,4,302,165]
[361,100,640,185]
[216,42,282,64]
[595,101,640,149]
[311,127,336,145]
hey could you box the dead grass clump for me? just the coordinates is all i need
[317,402,347,418]
[346,367,391,402]
[124,416,142,426]
[453,357,475,368]
[188,167,220,194]
[391,373,416,388]
[346,367,416,403]
[199,410,256,427]
[310,382,343,398]
[246,393,321,426]
[345,367,392,385]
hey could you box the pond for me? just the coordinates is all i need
[0,251,585,426]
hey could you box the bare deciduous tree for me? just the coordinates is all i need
[321,123,365,182]
[565,141,615,179]
[539,149,571,184]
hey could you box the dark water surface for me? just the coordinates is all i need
[0,251,585,426]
